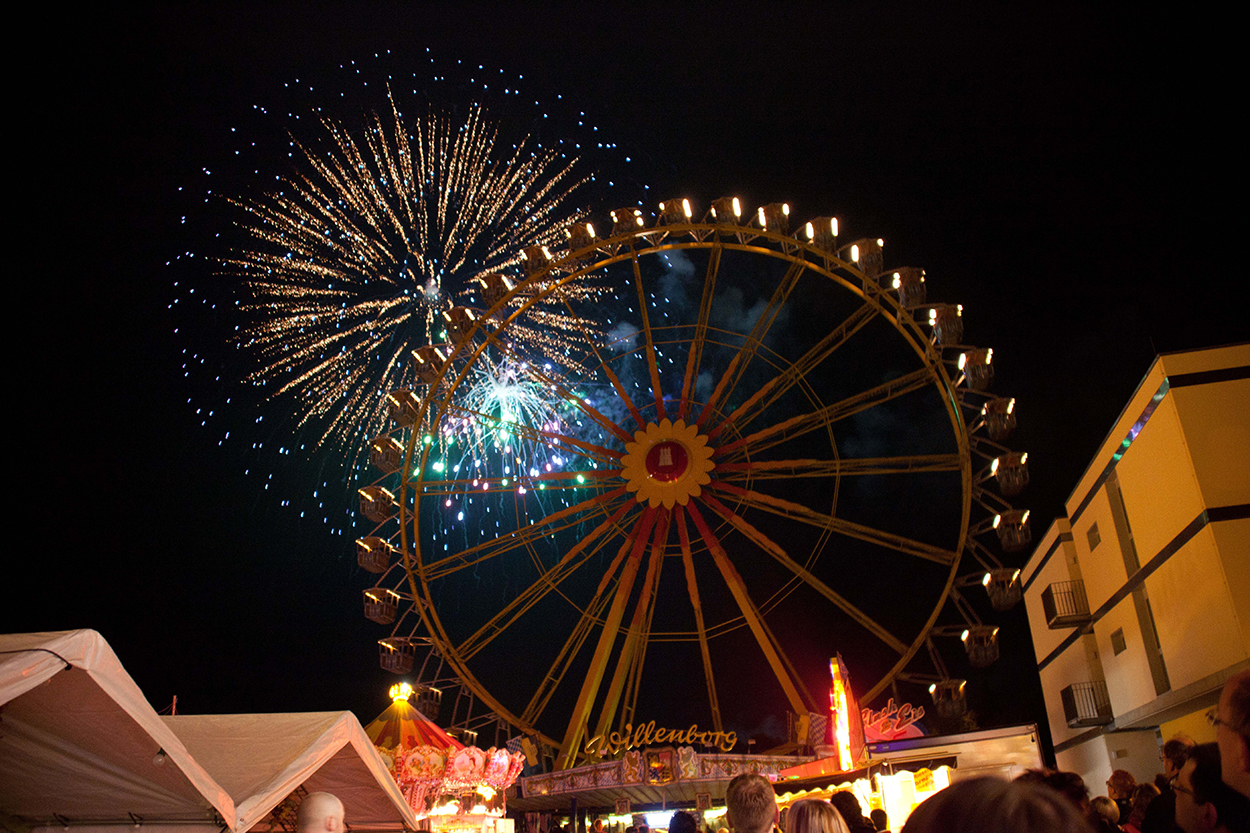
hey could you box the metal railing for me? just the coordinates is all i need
[1061,680,1113,727]
[1041,580,1092,628]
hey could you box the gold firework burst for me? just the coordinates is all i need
[223,90,598,457]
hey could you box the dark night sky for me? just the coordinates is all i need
[9,4,1242,753]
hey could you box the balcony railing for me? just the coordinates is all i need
[1061,680,1113,728]
[1041,580,1092,629]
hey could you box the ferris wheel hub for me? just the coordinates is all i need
[620,418,716,509]
[646,441,689,481]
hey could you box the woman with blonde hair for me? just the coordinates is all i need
[786,799,850,833]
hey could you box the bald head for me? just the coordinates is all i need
[297,792,344,833]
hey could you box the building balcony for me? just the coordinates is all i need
[1061,680,1113,728]
[1041,579,1092,629]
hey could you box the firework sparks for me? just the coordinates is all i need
[225,90,596,459]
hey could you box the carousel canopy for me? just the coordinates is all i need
[163,711,418,833]
[0,630,235,833]
[364,696,464,751]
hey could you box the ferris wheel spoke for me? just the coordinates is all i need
[674,507,723,733]
[592,511,670,742]
[697,491,910,655]
[543,285,651,433]
[630,247,668,420]
[699,257,807,427]
[520,516,641,728]
[708,301,878,442]
[678,244,722,422]
[715,366,934,461]
[421,485,628,581]
[715,453,965,481]
[453,499,637,661]
[706,481,957,566]
[558,506,659,768]
[683,500,816,715]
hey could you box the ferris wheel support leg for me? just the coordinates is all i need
[592,511,670,743]
[675,507,724,733]
[556,505,658,769]
[685,501,811,719]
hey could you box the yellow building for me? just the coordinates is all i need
[1020,343,1249,787]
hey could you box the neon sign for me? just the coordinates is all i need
[861,698,925,741]
[829,656,854,771]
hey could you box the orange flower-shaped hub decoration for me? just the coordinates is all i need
[620,418,716,509]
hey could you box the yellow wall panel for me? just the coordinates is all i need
[1211,518,1250,658]
[1118,397,1204,562]
[1172,380,1250,509]
[1160,705,1217,746]
[1074,491,1126,613]
[1095,598,1159,717]
[1146,527,1245,691]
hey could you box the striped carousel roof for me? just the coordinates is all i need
[365,695,465,751]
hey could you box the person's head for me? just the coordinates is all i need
[1164,735,1197,779]
[726,774,779,833]
[868,808,888,832]
[826,792,865,826]
[902,777,1094,833]
[1040,770,1090,812]
[1129,782,1160,817]
[296,792,344,833]
[1174,742,1250,833]
[1106,769,1135,800]
[593,820,605,833]
[1089,795,1119,825]
[670,811,699,833]
[1215,668,1250,799]
[786,799,849,833]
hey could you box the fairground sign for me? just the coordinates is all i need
[585,721,738,755]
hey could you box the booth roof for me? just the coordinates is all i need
[0,629,235,833]
[163,711,418,833]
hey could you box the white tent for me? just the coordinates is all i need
[162,712,417,833]
[0,630,235,833]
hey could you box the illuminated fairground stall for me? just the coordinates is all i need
[508,658,1041,832]
[368,685,526,833]
[774,658,1042,828]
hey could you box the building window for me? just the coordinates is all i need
[1087,522,1101,550]
[1111,628,1127,656]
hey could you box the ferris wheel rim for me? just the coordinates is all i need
[390,220,974,756]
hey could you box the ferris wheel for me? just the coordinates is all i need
[355,198,1030,767]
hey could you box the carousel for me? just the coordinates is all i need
[367,684,526,831]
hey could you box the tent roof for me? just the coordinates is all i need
[0,630,235,833]
[163,712,417,833]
